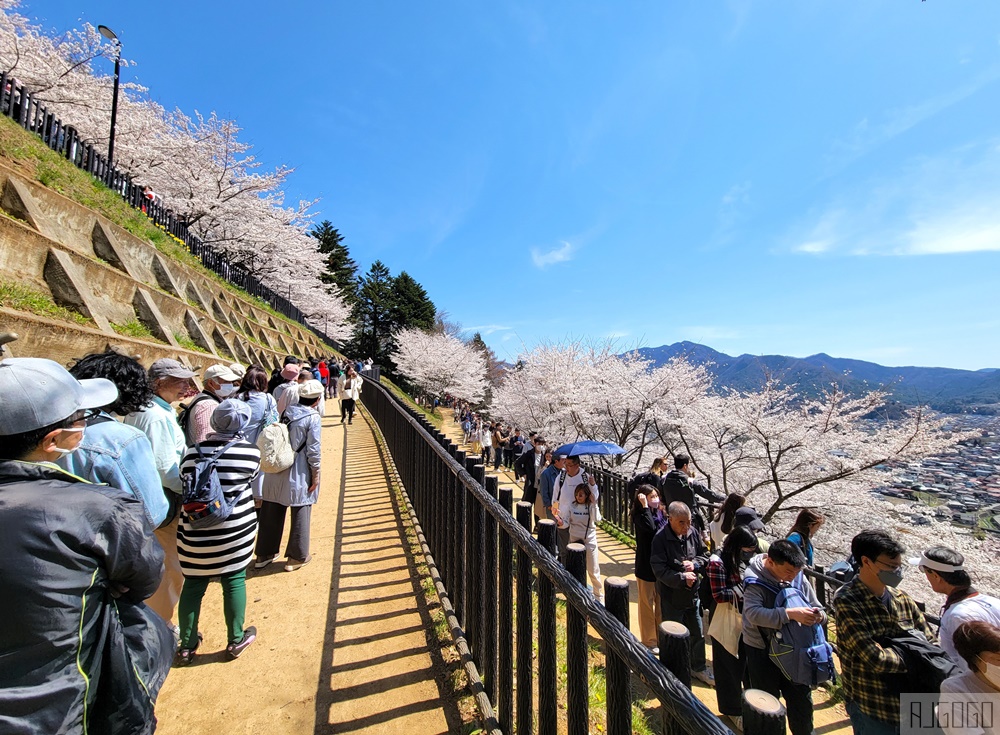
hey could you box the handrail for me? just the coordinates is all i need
[361,375,732,735]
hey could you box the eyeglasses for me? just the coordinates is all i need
[71,408,101,425]
[874,559,903,574]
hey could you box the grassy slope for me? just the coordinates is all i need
[0,115,334,349]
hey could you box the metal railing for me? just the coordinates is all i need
[360,375,732,735]
[0,73,338,347]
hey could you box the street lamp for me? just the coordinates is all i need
[96,25,121,167]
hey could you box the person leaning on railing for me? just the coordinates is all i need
[834,529,936,735]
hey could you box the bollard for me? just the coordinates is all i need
[514,502,534,735]
[658,621,692,689]
[604,577,632,735]
[564,543,589,735]
[742,689,786,735]
[536,520,558,735]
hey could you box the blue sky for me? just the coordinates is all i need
[32,1,1000,369]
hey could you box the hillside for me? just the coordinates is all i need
[636,342,1000,414]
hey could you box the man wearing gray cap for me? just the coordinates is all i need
[124,357,197,626]
[181,363,242,446]
[0,358,170,733]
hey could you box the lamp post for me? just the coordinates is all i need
[96,25,121,167]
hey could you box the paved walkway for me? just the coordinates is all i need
[156,409,461,735]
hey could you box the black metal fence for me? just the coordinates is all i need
[0,73,338,347]
[360,375,732,735]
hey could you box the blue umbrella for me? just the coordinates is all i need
[553,440,625,457]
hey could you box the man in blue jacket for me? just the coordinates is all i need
[0,358,170,734]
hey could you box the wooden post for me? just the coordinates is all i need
[604,577,632,735]
[742,689,785,735]
[657,621,692,689]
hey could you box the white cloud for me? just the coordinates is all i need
[463,324,511,336]
[605,330,630,339]
[531,240,575,268]
[789,139,1000,257]
[827,65,1000,173]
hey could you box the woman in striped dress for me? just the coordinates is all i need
[176,399,260,665]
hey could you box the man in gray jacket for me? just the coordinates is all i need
[0,358,170,733]
[742,539,825,735]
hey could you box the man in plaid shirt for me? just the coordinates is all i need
[834,530,935,735]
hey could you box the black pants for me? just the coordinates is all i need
[746,645,813,735]
[255,502,312,562]
[340,398,356,422]
[712,638,748,716]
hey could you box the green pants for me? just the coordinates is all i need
[177,569,247,648]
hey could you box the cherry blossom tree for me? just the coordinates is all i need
[491,340,710,468]
[0,1,350,338]
[674,379,956,523]
[392,328,488,404]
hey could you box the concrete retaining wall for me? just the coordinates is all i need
[0,162,335,369]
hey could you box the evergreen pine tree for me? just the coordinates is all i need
[310,220,358,301]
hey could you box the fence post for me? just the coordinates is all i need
[515,501,534,735]
[742,689,786,735]
[497,486,514,735]
[604,577,632,735]
[482,474,499,705]
[536,519,558,735]
[454,450,467,626]
[658,621,691,688]
[564,543,589,735]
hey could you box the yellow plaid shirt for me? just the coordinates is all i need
[833,577,935,724]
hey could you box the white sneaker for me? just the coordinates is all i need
[692,668,715,686]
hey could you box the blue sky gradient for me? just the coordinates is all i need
[32,1,1000,369]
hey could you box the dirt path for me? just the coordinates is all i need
[155,409,462,735]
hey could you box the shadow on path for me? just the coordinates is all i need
[312,410,464,735]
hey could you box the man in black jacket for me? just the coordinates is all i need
[0,358,170,734]
[650,501,713,685]
[659,454,725,539]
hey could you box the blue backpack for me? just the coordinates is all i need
[746,575,837,688]
[180,437,243,529]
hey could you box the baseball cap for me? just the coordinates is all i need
[228,363,247,379]
[210,398,252,434]
[203,364,241,383]
[148,358,196,381]
[299,379,324,399]
[0,358,118,435]
[734,507,765,531]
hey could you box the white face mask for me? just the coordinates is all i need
[216,383,237,398]
[981,659,1000,688]
[52,426,85,454]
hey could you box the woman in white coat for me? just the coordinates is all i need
[254,380,323,572]
[337,367,362,424]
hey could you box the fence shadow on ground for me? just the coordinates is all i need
[312,414,465,735]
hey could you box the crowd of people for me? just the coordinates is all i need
[625,453,1000,735]
[463,399,1000,735]
[0,348,351,732]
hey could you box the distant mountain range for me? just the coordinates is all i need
[634,342,1000,414]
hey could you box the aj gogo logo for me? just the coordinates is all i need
[902,693,996,733]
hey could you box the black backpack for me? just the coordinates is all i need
[180,437,243,529]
